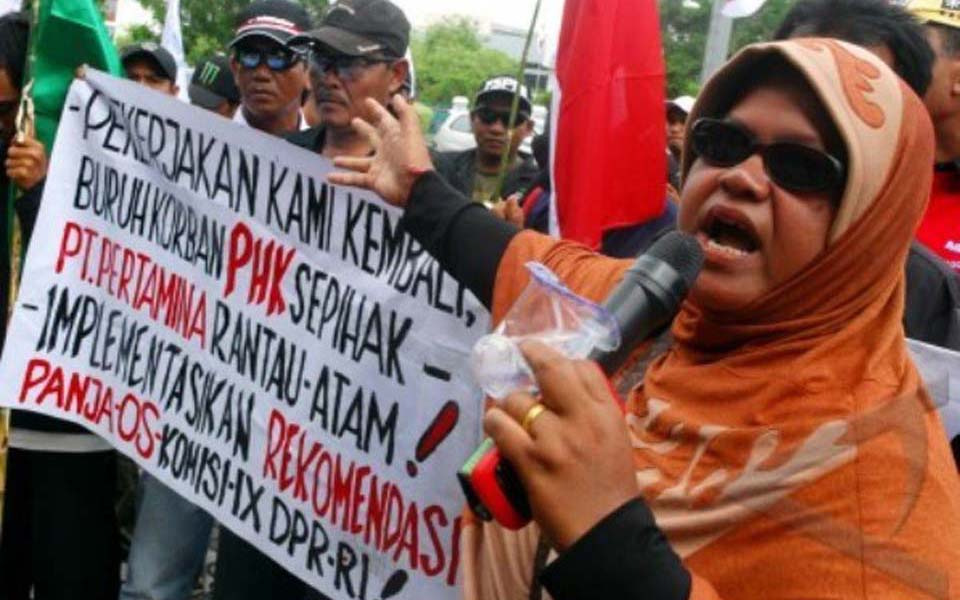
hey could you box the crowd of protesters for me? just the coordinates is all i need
[1,0,960,598]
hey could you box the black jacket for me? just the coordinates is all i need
[540,498,690,600]
[285,125,326,153]
[904,242,960,350]
[433,148,539,201]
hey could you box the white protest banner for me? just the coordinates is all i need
[0,69,488,599]
[909,338,960,444]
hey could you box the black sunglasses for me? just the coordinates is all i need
[690,118,846,194]
[472,107,529,128]
[310,53,391,81]
[235,47,303,72]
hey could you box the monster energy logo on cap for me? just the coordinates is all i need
[188,54,240,108]
[197,61,221,86]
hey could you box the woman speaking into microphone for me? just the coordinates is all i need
[330,39,960,599]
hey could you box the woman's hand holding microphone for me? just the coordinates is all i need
[484,341,641,552]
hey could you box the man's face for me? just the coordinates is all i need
[0,67,18,145]
[471,95,533,160]
[309,52,407,129]
[923,27,959,121]
[125,58,178,95]
[231,37,307,122]
[666,109,687,154]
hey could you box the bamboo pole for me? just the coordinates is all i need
[1,0,36,519]
[488,0,543,205]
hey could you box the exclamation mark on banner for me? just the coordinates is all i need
[406,401,459,477]
[379,569,408,599]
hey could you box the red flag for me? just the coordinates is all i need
[552,0,666,248]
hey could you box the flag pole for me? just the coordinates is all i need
[7,0,37,313]
[2,0,35,520]
[489,0,542,206]
[700,0,733,83]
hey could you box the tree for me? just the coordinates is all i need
[730,0,796,56]
[135,0,329,64]
[659,0,711,98]
[115,23,158,51]
[411,17,518,107]
[659,0,796,98]
[533,89,552,108]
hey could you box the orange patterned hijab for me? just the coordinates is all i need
[639,39,960,599]
[463,40,960,600]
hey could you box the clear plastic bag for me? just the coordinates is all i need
[471,262,621,401]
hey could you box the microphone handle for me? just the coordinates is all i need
[588,256,684,375]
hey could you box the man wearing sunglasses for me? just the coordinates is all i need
[228,0,311,136]
[286,0,410,160]
[218,4,412,599]
[434,76,539,205]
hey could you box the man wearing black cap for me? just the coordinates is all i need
[119,42,183,600]
[119,43,218,600]
[190,54,241,118]
[229,0,311,135]
[121,42,179,96]
[434,76,538,205]
[286,0,410,158]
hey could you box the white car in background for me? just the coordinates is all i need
[433,97,547,158]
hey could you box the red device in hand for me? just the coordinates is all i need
[457,438,531,530]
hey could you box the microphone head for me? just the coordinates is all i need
[646,231,704,291]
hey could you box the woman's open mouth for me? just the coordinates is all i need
[698,206,760,259]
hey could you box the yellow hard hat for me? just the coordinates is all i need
[906,0,960,29]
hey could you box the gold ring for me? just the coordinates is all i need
[520,403,547,434]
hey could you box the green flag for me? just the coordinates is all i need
[29,0,123,149]
[6,0,121,324]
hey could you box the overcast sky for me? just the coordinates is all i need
[393,0,565,33]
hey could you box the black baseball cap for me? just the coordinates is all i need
[231,0,312,48]
[475,76,532,114]
[121,43,177,82]
[189,55,240,109]
[289,0,410,59]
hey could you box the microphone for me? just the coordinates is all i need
[458,231,704,529]
[589,231,704,375]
